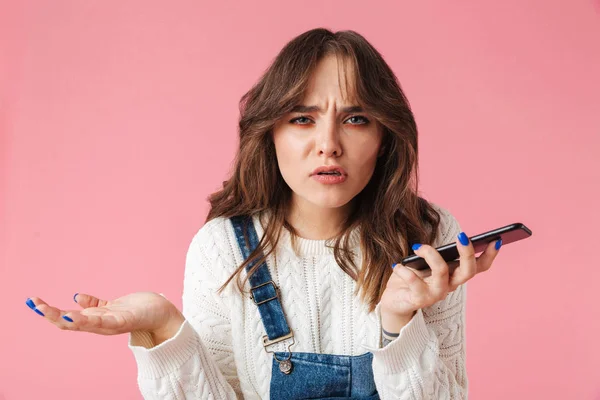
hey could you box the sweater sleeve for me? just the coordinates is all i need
[362,205,468,399]
[127,220,241,399]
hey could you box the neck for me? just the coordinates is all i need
[286,196,354,240]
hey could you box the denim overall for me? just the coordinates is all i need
[230,215,380,400]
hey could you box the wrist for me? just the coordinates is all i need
[150,307,185,346]
[380,308,417,335]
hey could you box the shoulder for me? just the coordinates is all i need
[185,216,240,283]
[428,201,462,247]
[192,216,233,243]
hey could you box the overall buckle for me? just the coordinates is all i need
[263,330,295,375]
[249,280,279,305]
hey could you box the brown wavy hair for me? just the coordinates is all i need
[207,28,442,312]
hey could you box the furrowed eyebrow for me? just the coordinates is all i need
[290,105,364,114]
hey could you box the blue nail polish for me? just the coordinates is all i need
[391,263,397,269]
[73,293,79,303]
[62,315,73,322]
[412,243,422,251]
[26,298,36,310]
[495,239,503,250]
[33,308,45,317]
[458,232,469,246]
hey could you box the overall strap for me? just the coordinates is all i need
[230,215,293,345]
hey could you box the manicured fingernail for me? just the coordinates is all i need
[73,293,79,303]
[33,308,45,317]
[62,315,73,322]
[495,239,502,250]
[26,298,36,310]
[458,232,469,246]
[392,263,397,269]
[412,243,422,251]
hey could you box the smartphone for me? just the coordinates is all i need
[400,222,532,272]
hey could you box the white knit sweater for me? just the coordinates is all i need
[128,202,468,399]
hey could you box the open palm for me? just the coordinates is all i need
[26,291,179,336]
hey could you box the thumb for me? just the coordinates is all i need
[73,293,108,308]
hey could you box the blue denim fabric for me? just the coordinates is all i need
[230,216,380,400]
[270,351,379,399]
[230,215,292,341]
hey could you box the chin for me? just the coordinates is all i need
[303,193,354,210]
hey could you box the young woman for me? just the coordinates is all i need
[26,28,501,399]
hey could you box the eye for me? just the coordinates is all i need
[289,116,312,125]
[345,115,370,125]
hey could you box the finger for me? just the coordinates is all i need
[411,244,449,298]
[26,297,122,335]
[441,260,460,290]
[405,266,431,283]
[447,260,460,277]
[25,297,46,317]
[399,265,431,279]
[26,297,73,331]
[73,293,109,309]
[473,239,502,273]
[393,264,429,301]
[65,310,124,334]
[449,231,478,291]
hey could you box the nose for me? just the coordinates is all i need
[316,119,342,157]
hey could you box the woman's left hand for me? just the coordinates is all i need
[379,232,502,325]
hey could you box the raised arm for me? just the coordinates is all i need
[365,205,500,399]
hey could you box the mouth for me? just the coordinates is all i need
[311,166,347,176]
[316,171,342,176]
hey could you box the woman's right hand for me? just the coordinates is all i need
[25,292,185,344]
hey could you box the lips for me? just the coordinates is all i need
[310,165,347,176]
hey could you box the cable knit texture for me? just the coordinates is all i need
[128,202,468,399]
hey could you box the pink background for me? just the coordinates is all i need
[2,0,599,399]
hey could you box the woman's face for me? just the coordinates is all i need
[272,54,383,213]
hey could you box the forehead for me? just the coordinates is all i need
[302,54,359,105]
